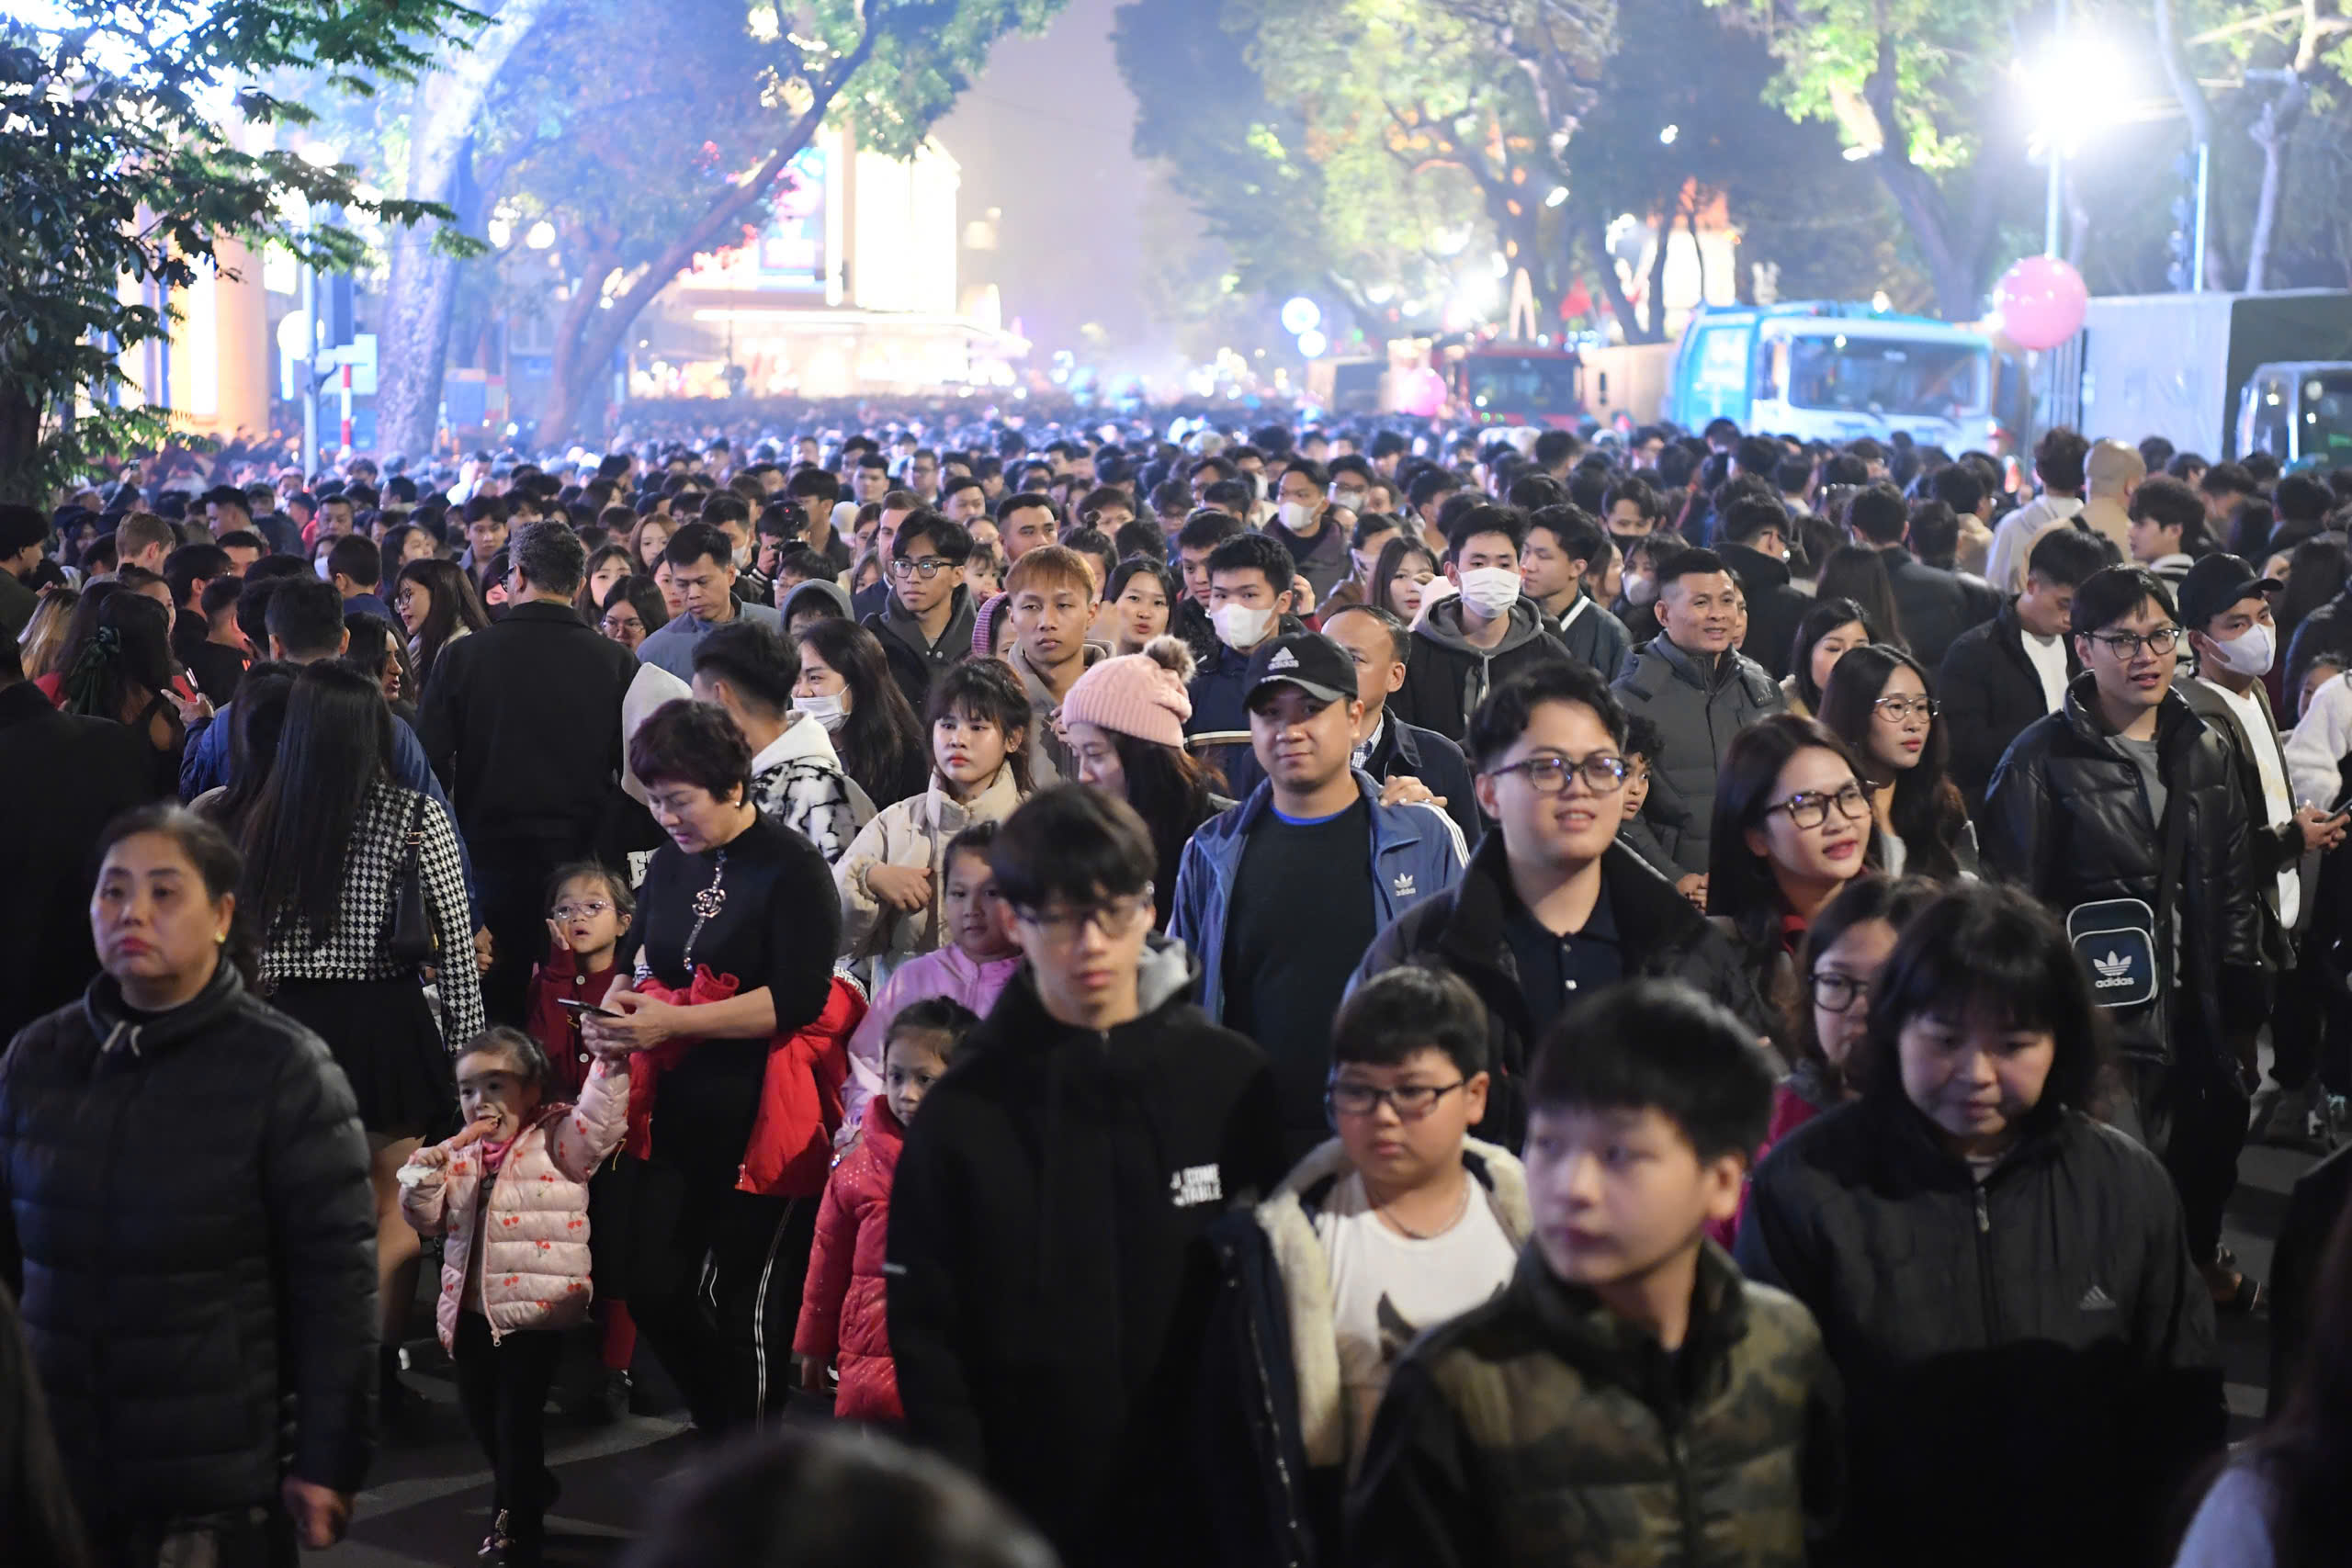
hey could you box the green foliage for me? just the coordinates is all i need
[0,0,478,501]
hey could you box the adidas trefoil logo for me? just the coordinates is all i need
[1392,873,1417,899]
[1267,648,1300,671]
[2092,951,2136,989]
[2077,1282,2119,1312]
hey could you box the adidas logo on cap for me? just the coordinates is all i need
[1267,648,1299,671]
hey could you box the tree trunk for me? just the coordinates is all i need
[535,24,881,446]
[2245,77,2304,292]
[1581,208,1654,344]
[375,0,555,461]
[0,382,43,505]
[1645,206,1673,338]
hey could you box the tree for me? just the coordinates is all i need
[1713,0,2035,320]
[0,0,471,502]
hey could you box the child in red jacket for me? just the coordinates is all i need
[793,996,978,1421]
[522,862,639,1418]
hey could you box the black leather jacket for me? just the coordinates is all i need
[1982,674,2266,1067]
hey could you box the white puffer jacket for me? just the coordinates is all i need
[399,1059,629,1349]
[832,764,1025,986]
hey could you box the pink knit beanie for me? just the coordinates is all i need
[1060,639,1194,750]
[973,592,1011,660]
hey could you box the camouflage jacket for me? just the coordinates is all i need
[1342,1242,1841,1568]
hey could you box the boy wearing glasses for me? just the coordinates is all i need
[1355,661,1770,1145]
[1199,966,1527,1567]
[864,509,976,714]
[887,785,1283,1568]
[1984,564,2268,1312]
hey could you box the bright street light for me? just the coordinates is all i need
[1297,329,1329,359]
[1658,124,1679,146]
[300,142,342,168]
[1544,186,1569,208]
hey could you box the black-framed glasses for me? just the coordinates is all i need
[2085,626,2181,659]
[600,615,642,636]
[1487,752,1633,795]
[1011,886,1155,942]
[1773,782,1871,829]
[1326,1078,1467,1120]
[1809,971,1871,1013]
[1871,694,1941,723]
[890,557,955,580]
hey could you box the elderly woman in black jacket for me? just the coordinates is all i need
[1736,883,2222,1568]
[0,804,376,1565]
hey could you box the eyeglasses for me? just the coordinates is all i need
[600,615,641,636]
[1871,694,1941,723]
[890,557,956,580]
[1772,782,1871,829]
[1327,1078,1467,1120]
[1012,887,1155,942]
[552,900,613,921]
[1487,752,1633,795]
[2085,626,2181,660]
[1809,971,1871,1013]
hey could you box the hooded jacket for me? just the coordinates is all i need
[865,583,978,716]
[400,1060,630,1352]
[1611,634,1786,875]
[887,937,1286,1565]
[0,963,377,1529]
[834,763,1026,986]
[1983,675,2265,1068]
[1220,711,1481,850]
[1390,598,1577,744]
[1349,834,1771,1147]
[1737,1098,2224,1568]
[779,578,854,628]
[749,711,870,864]
[1169,771,1468,1025]
[1343,1243,1840,1568]
[794,1096,911,1421]
[1006,637,1106,786]
[1198,1137,1532,1568]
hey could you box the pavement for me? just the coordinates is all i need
[324,1136,2319,1567]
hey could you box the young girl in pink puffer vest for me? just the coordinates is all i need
[399,1026,629,1567]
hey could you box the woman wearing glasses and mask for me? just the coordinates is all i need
[1817,643,1977,879]
[1706,715,1880,1059]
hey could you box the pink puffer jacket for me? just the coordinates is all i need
[399,1060,629,1350]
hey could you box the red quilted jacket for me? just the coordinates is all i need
[793,1097,907,1420]
[620,966,865,1198]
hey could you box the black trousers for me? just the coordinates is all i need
[473,840,568,1026]
[2123,1053,2249,1263]
[625,1179,814,1435]
[452,1314,564,1520]
[101,1508,296,1568]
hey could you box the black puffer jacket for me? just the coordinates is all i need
[0,961,377,1531]
[1351,834,1773,1147]
[1982,675,2265,1067]
[1736,1098,2224,1568]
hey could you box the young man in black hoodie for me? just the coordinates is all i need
[1389,504,1576,744]
[863,508,976,715]
[888,785,1285,1568]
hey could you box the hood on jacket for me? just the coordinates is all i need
[621,661,695,805]
[1717,540,1792,589]
[84,955,244,1058]
[752,708,846,773]
[781,578,854,626]
[2057,671,2207,757]
[874,583,976,659]
[1256,1134,1532,1469]
[1414,596,1552,660]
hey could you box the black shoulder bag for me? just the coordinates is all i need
[385,792,435,968]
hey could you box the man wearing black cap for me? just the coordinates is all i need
[1169,631,1467,1157]
[2180,553,2348,1147]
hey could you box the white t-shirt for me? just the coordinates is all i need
[1312,1171,1518,1470]
[2205,678,2301,929]
[2021,629,2070,714]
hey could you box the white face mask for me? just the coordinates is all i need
[794,694,848,731]
[2206,621,2276,678]
[1276,501,1316,533]
[1212,601,1275,650]
[1457,565,1521,619]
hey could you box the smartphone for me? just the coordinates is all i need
[558,998,619,1019]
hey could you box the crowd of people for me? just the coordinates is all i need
[6,410,2352,1568]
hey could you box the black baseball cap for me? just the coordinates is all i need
[1244,631,1356,709]
[2176,552,2279,631]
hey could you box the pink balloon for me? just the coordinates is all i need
[1400,366,1447,418]
[1993,255,2088,352]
